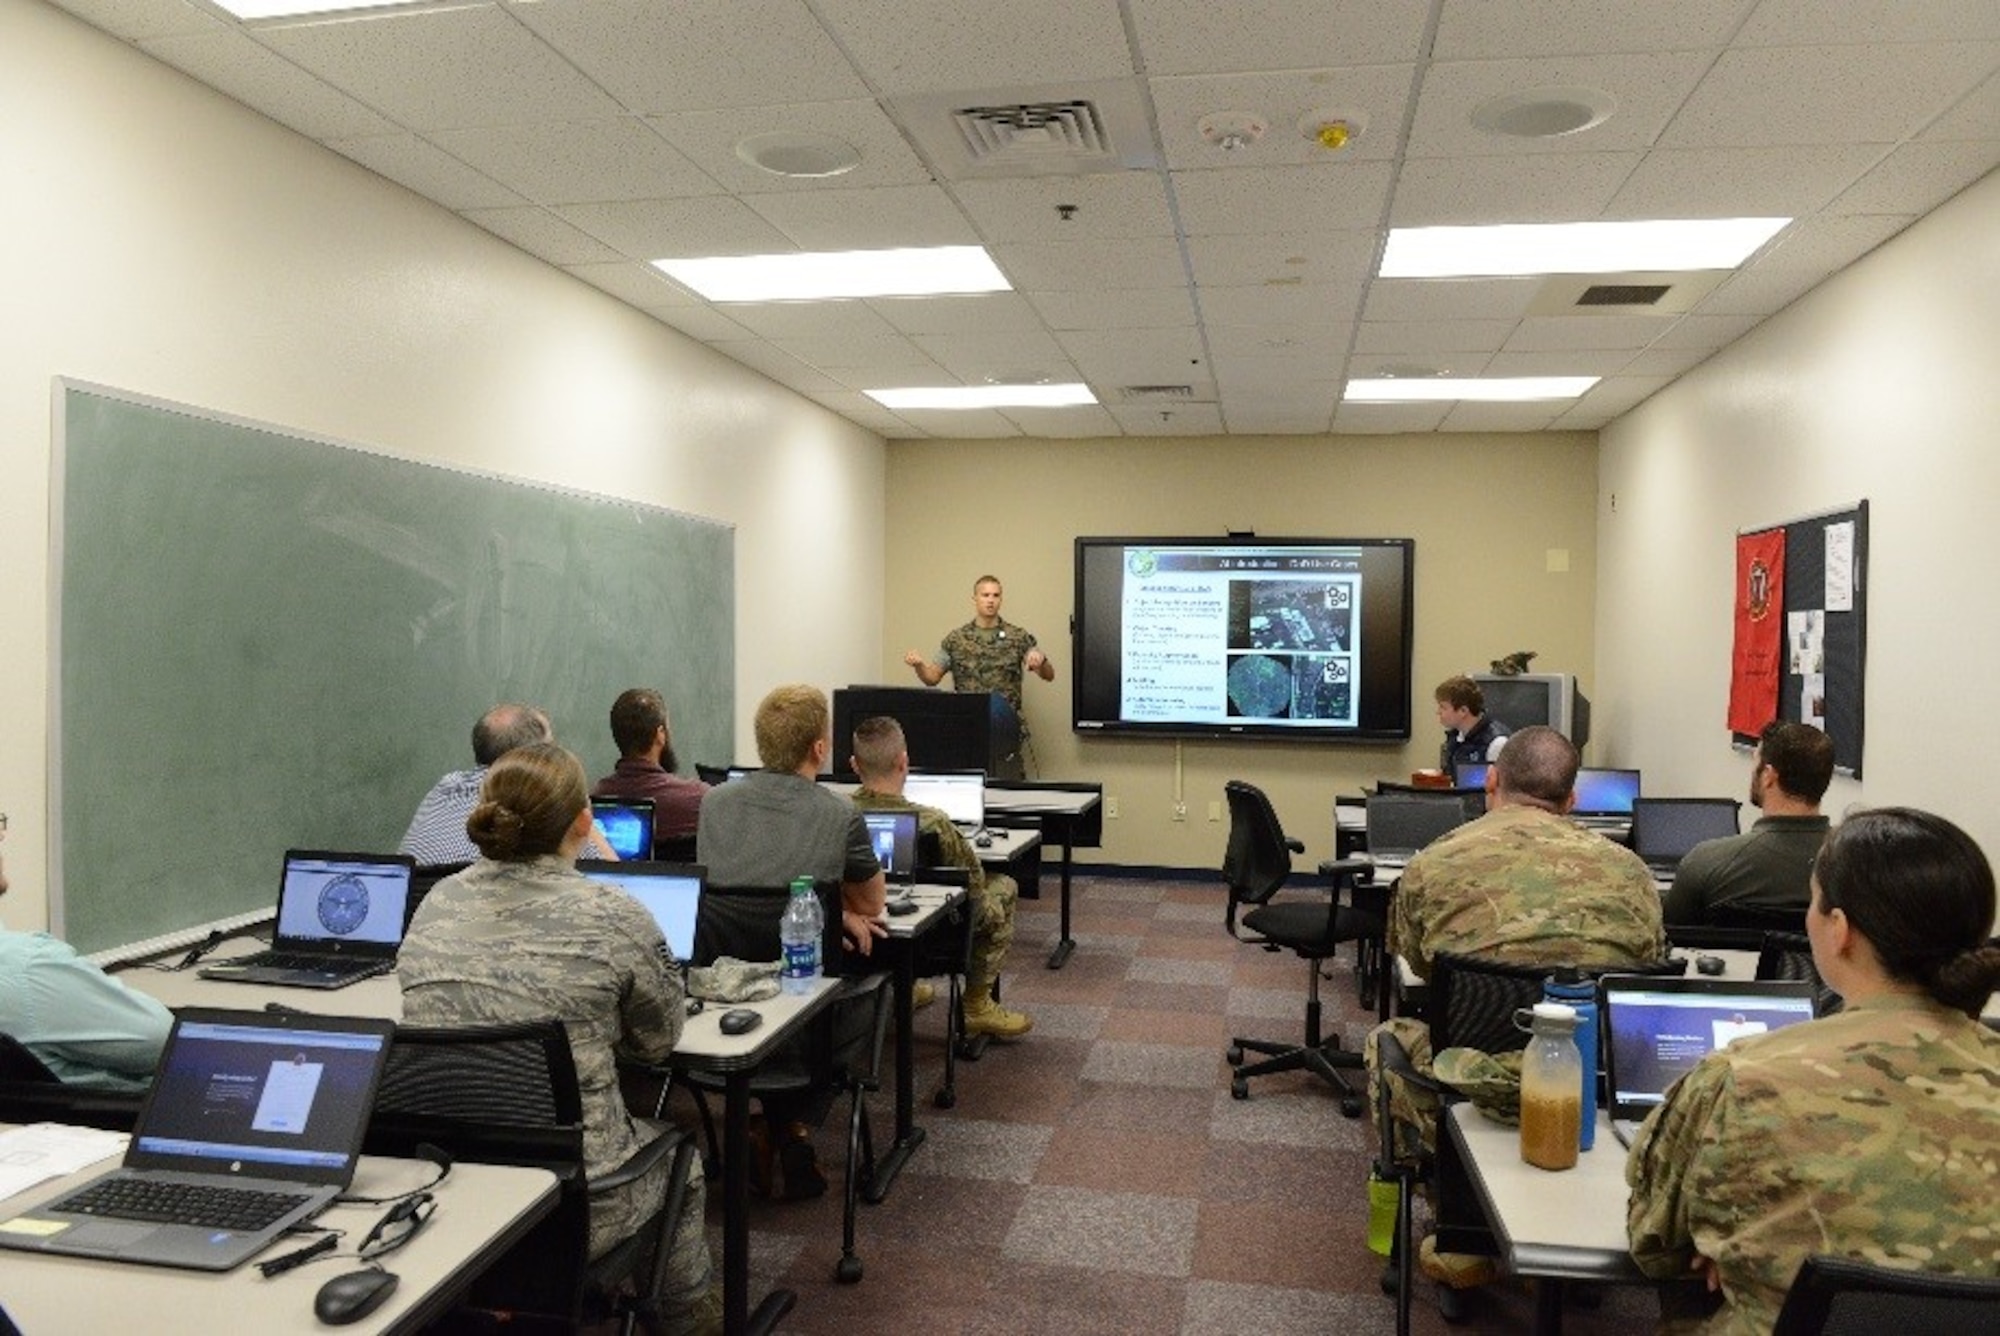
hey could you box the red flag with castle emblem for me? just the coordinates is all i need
[1728,529,1785,735]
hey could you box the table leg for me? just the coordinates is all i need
[1534,1277,1567,1335]
[1046,837,1076,968]
[865,944,926,1201]
[721,1076,750,1335]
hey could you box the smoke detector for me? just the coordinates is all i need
[1298,110,1369,151]
[1197,112,1268,152]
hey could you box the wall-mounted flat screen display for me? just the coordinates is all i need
[1072,537,1415,742]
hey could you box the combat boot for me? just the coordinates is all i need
[912,979,936,1010]
[961,994,1033,1039]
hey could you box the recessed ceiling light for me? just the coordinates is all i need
[1344,377,1596,403]
[733,132,863,179]
[210,0,413,17]
[867,384,1097,410]
[1380,218,1790,278]
[653,246,1009,302]
[1471,87,1616,139]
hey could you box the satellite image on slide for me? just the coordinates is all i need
[1229,579,1353,653]
[1226,653,1353,720]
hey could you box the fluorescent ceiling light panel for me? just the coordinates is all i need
[867,384,1096,410]
[654,246,1009,302]
[1344,377,1597,402]
[1380,219,1790,278]
[211,0,415,17]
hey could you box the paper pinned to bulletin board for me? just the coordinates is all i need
[1730,503,1868,776]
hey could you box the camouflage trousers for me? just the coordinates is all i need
[591,1126,713,1334]
[1365,1016,1439,1165]
[968,872,1019,1001]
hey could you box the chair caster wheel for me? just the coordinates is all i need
[1231,1080,1249,1100]
[932,1089,956,1110]
[1439,1284,1470,1323]
[1225,1045,1244,1065]
[836,1256,863,1284]
[1341,1096,1363,1118]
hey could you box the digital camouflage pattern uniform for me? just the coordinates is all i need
[1626,993,2000,1335]
[400,856,714,1332]
[852,786,1017,1005]
[938,619,1038,726]
[1365,804,1665,1160]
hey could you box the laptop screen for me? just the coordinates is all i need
[273,851,415,950]
[577,861,704,960]
[1603,978,1816,1114]
[1366,794,1472,858]
[128,1012,394,1183]
[590,797,656,860]
[862,810,919,882]
[904,769,985,828]
[1452,762,1491,789]
[1572,768,1642,815]
[1630,799,1741,862]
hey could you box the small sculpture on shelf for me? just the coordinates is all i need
[1489,650,1537,676]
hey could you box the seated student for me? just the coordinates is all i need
[591,688,709,845]
[0,832,173,1091]
[399,702,614,866]
[399,744,716,1335]
[1664,720,1833,925]
[1627,807,2000,1333]
[696,684,886,1198]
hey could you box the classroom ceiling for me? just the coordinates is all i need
[48,0,2000,440]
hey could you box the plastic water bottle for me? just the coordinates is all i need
[779,876,823,996]
[1516,1003,1583,1171]
[1543,970,1600,1151]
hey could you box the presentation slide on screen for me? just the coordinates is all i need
[1119,547,1363,727]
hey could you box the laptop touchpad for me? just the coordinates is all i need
[63,1221,158,1251]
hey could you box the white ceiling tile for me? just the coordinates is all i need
[810,0,1133,95]
[1347,351,1495,377]
[1407,53,1716,157]
[255,5,624,133]
[1618,345,1720,377]
[555,196,792,260]
[1389,152,1641,225]
[429,119,718,206]
[1204,325,1349,369]
[769,333,941,372]
[1209,348,1344,388]
[562,261,699,309]
[510,0,871,113]
[717,301,902,341]
[1734,0,2000,47]
[1504,314,1675,353]
[1199,282,1364,330]
[1923,71,2000,140]
[139,29,398,140]
[1603,145,1882,218]
[747,184,981,250]
[460,205,625,265]
[1222,404,1336,435]
[647,101,932,196]
[820,363,958,391]
[1363,278,1541,322]
[991,237,1189,290]
[1432,0,1758,59]
[1148,65,1417,170]
[1437,401,1566,431]
[1699,213,1917,314]
[867,293,1049,336]
[1648,313,1764,351]
[46,0,223,41]
[647,305,755,342]
[1827,142,2000,216]
[1331,402,1452,432]
[1354,319,1518,354]
[1132,0,1432,73]
[1108,403,1226,435]
[950,175,1178,243]
[1659,44,2000,148]
[709,338,858,385]
[1026,288,1198,330]
[326,133,525,210]
[910,331,1077,381]
[1482,349,1637,377]
[1184,231,1379,290]
[802,391,916,438]
[888,409,1024,438]
[998,404,1122,438]
[1055,329,1209,385]
[1173,161,1394,234]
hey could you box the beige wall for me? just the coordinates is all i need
[883,433,1601,867]
[1598,168,2000,857]
[0,0,886,931]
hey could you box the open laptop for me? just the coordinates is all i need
[861,809,920,886]
[1364,792,1474,873]
[904,768,985,834]
[1601,975,1817,1147]
[0,1008,394,1271]
[590,796,656,860]
[1629,798,1741,878]
[1452,761,1491,790]
[199,850,415,989]
[577,860,705,964]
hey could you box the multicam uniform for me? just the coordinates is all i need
[852,787,1017,1005]
[1626,993,2000,1335]
[400,856,713,1327]
[938,619,1039,724]
[1365,804,1665,1159]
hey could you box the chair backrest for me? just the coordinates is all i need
[694,880,847,973]
[694,763,732,786]
[1366,791,1475,855]
[0,1031,147,1131]
[1222,781,1294,911]
[408,861,471,922]
[653,832,699,864]
[1429,952,1686,1056]
[0,1033,59,1082]
[1771,1254,2000,1335]
[1755,931,1843,1017]
[1708,901,1809,934]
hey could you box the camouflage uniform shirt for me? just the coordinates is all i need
[1390,803,1665,981]
[1626,993,2000,1335]
[400,855,687,1260]
[853,786,1018,991]
[938,619,1039,718]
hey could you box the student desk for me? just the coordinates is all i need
[0,1136,556,1335]
[984,780,1102,968]
[867,881,966,1201]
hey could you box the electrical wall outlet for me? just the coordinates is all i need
[1207,801,1222,822]
[1106,795,1119,819]
[1172,801,1187,822]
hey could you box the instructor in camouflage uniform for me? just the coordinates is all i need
[401,742,717,1335]
[850,715,1033,1040]
[1627,807,2000,1335]
[904,575,1054,731]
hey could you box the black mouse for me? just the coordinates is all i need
[718,1008,763,1036]
[1696,954,1727,976]
[974,833,993,848]
[314,1267,399,1325]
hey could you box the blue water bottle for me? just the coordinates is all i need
[1543,970,1599,1151]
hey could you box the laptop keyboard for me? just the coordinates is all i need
[56,1178,311,1232]
[229,950,381,975]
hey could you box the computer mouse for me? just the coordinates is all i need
[974,833,993,848]
[1696,954,1727,976]
[718,1008,764,1036]
[314,1267,399,1325]
[886,895,918,917]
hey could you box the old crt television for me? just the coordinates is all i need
[1470,672,1591,748]
[1072,536,1416,742]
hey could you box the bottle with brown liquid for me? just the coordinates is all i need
[1518,1002,1583,1171]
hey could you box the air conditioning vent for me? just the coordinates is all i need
[1119,385,1196,402]
[1576,283,1672,307]
[953,101,1111,163]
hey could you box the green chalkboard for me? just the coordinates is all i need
[56,383,733,954]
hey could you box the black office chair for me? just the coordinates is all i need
[408,862,471,923]
[1220,780,1373,1115]
[1709,902,1809,934]
[694,763,732,786]
[0,1032,147,1132]
[1770,1254,2000,1334]
[1755,931,1844,1016]
[905,862,981,1101]
[652,833,699,864]
[367,1018,699,1335]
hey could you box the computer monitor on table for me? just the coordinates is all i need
[1572,768,1641,816]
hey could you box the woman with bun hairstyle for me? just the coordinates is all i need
[1626,807,2000,1334]
[400,742,716,1334]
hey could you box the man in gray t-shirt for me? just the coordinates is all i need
[1664,721,1833,925]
